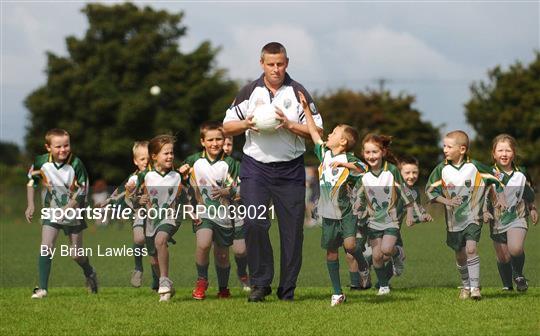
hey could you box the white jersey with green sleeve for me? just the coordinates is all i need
[27,153,89,225]
[353,161,413,230]
[487,164,535,234]
[397,185,429,226]
[315,142,365,220]
[426,158,502,232]
[184,151,239,228]
[134,167,183,237]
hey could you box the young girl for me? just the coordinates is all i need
[484,134,537,292]
[131,135,183,302]
[352,134,413,295]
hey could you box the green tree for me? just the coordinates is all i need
[312,89,441,180]
[25,3,236,183]
[465,52,540,183]
[0,141,21,166]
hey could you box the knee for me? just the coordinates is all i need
[134,237,145,245]
[215,252,229,265]
[381,246,394,257]
[465,246,477,256]
[343,242,356,254]
[508,246,523,257]
[155,236,168,248]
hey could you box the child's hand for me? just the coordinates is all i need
[139,194,149,206]
[531,209,538,225]
[25,205,35,223]
[178,164,191,178]
[423,213,433,222]
[330,161,344,169]
[495,193,508,210]
[447,196,462,207]
[125,180,136,194]
[483,211,494,223]
[211,187,230,199]
[406,207,414,227]
[192,217,202,226]
[298,91,309,110]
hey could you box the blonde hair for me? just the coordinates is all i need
[132,141,149,156]
[445,130,469,150]
[45,128,69,145]
[492,134,517,161]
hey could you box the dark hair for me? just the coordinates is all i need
[148,134,176,159]
[200,121,224,139]
[398,155,419,168]
[261,42,287,59]
[362,133,398,164]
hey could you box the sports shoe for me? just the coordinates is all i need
[359,270,372,290]
[192,278,209,300]
[514,277,528,292]
[377,286,390,296]
[159,293,171,302]
[470,287,482,300]
[239,275,251,292]
[392,246,405,276]
[130,270,143,288]
[86,270,98,294]
[158,277,173,294]
[248,286,272,302]
[330,294,346,307]
[459,288,471,299]
[31,287,47,299]
[217,288,231,299]
[502,286,513,291]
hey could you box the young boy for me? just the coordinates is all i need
[100,141,150,288]
[25,128,97,299]
[222,136,250,291]
[299,92,367,306]
[183,122,239,299]
[393,156,433,276]
[426,130,503,300]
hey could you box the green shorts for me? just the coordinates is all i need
[43,220,87,236]
[367,227,400,240]
[489,225,527,244]
[146,224,178,256]
[446,223,481,252]
[193,218,234,247]
[233,225,245,240]
[321,215,357,250]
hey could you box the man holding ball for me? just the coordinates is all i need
[223,42,323,302]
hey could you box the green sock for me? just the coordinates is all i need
[133,243,144,272]
[196,263,209,280]
[327,260,342,295]
[216,264,231,290]
[349,272,360,287]
[374,266,389,287]
[151,265,159,289]
[351,245,369,271]
[76,257,94,277]
[38,255,52,290]
[385,261,394,282]
[235,256,248,278]
[511,253,525,277]
[497,261,513,288]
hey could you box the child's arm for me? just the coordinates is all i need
[331,161,365,174]
[25,185,35,223]
[298,91,322,144]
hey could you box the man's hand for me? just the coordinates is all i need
[275,107,291,130]
[25,205,35,223]
[245,115,259,133]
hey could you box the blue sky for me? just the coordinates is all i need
[1,1,539,146]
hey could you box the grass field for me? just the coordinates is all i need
[1,188,539,335]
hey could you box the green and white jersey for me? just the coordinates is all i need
[487,164,535,234]
[315,142,365,220]
[135,167,183,237]
[353,161,412,230]
[27,153,89,225]
[426,158,501,232]
[397,185,429,226]
[184,151,239,228]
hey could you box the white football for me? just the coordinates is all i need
[252,104,279,132]
[150,85,161,96]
